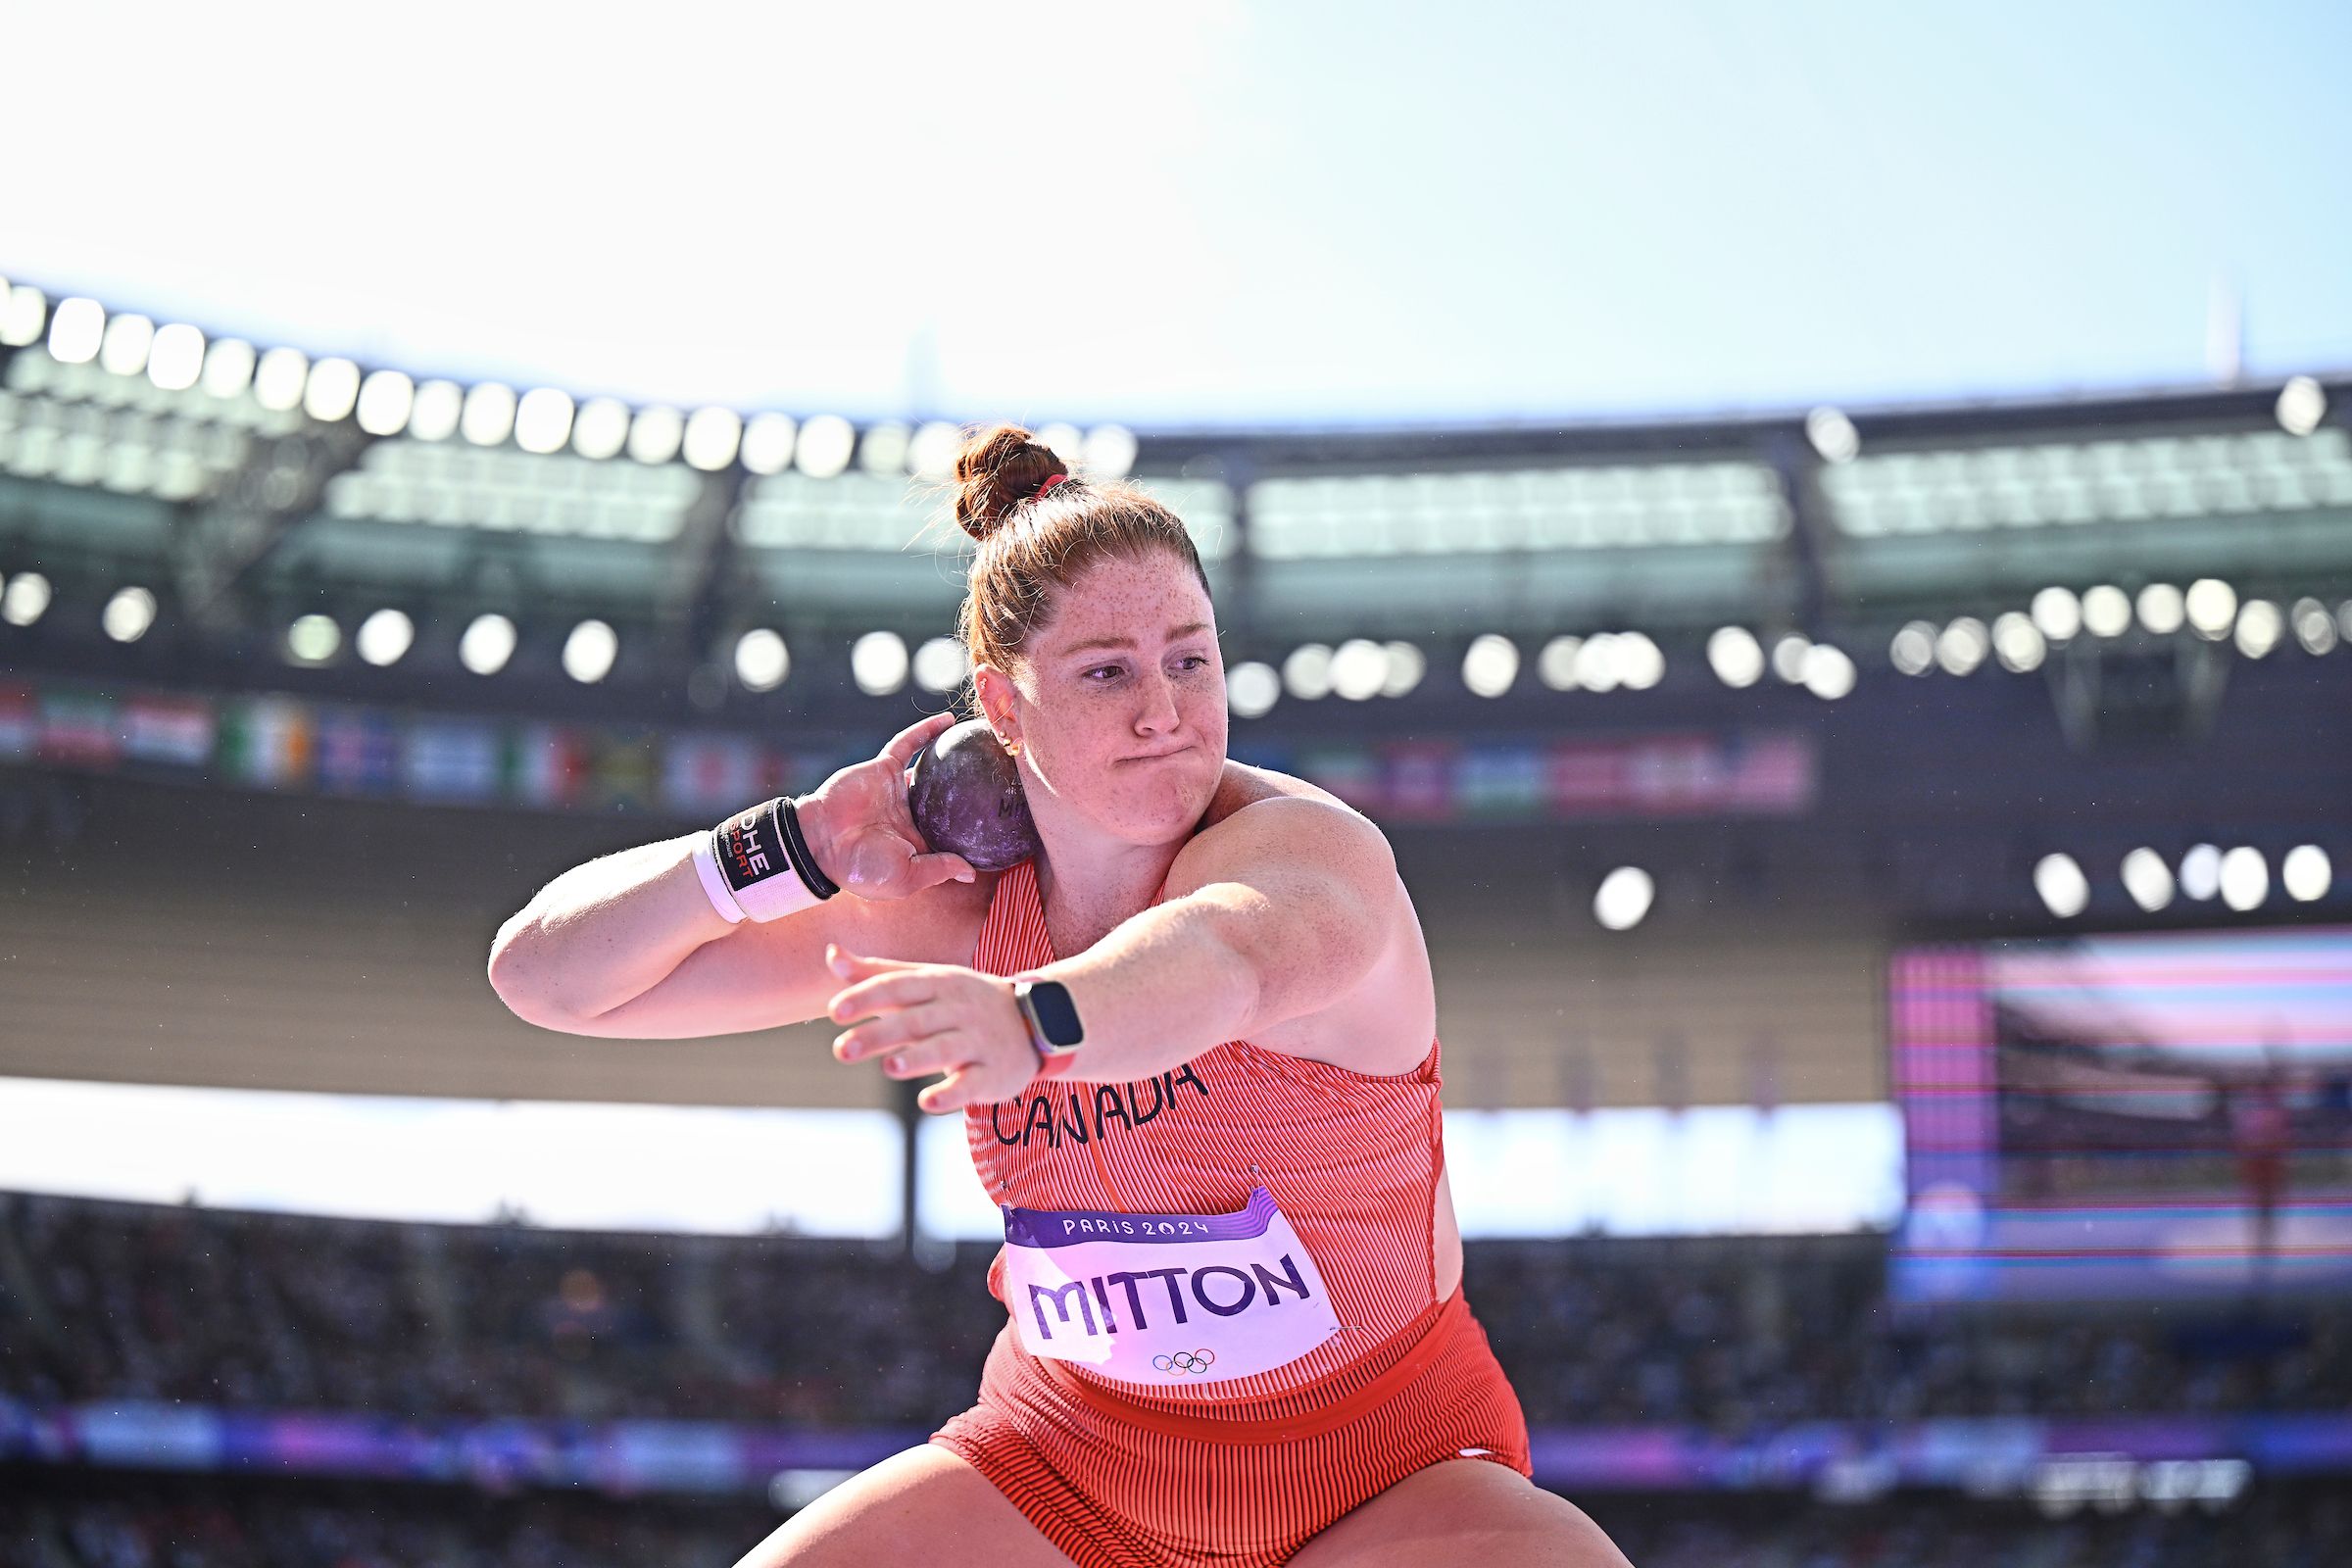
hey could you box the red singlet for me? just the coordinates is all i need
[929,857,1531,1568]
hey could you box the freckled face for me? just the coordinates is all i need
[979,551,1227,848]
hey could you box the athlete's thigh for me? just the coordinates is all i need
[729,1442,1075,1568]
[1287,1457,1634,1568]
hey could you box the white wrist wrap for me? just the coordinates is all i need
[690,834,749,923]
[699,799,828,923]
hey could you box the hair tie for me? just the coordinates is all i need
[1033,472,1071,501]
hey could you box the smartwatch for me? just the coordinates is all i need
[1013,979,1085,1065]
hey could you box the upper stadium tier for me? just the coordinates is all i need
[0,278,2346,719]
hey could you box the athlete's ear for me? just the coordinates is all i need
[971,662,1021,753]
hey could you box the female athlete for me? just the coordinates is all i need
[487,425,1633,1567]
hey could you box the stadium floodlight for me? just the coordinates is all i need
[1329,638,1388,701]
[0,570,52,626]
[356,370,416,437]
[2233,600,2282,659]
[1801,642,1856,700]
[2080,584,2131,638]
[2136,582,2185,635]
[2218,847,2268,911]
[907,420,961,481]
[285,612,341,664]
[201,337,257,400]
[2033,853,2089,918]
[98,313,155,377]
[460,382,517,447]
[2276,375,2327,437]
[1227,660,1280,718]
[2183,578,2236,639]
[0,283,48,347]
[253,347,310,412]
[1379,641,1426,697]
[1283,642,1335,700]
[46,297,103,364]
[2291,598,2339,656]
[1616,631,1665,690]
[627,407,685,466]
[1991,612,2045,672]
[2281,845,2332,903]
[514,389,576,456]
[2179,843,2222,902]
[563,619,618,684]
[683,407,744,472]
[1936,617,1988,675]
[356,608,415,666]
[2029,585,2082,642]
[1770,633,1810,684]
[146,323,205,391]
[1889,621,1936,676]
[101,585,157,644]
[2121,848,2175,911]
[1804,406,1860,464]
[408,379,464,443]
[1593,866,1655,931]
[1463,634,1520,697]
[460,612,517,675]
[733,628,790,692]
[303,358,362,423]
[741,414,798,476]
[851,630,909,696]
[1572,635,1625,692]
[1707,626,1765,688]
[911,635,968,694]
[1538,635,1584,691]
[571,398,631,461]
[794,415,855,478]
[856,421,909,476]
[1084,424,1139,480]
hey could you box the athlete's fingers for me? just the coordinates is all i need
[880,710,958,772]
[876,1037,971,1081]
[917,1066,976,1115]
[906,851,978,889]
[832,1005,946,1060]
[826,969,936,1025]
[825,944,928,983]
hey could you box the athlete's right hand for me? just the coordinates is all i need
[795,711,979,900]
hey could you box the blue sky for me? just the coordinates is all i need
[2,1,2345,427]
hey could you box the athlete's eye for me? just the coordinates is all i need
[1083,664,1124,683]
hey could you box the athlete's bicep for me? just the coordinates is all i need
[1163,798,1398,1029]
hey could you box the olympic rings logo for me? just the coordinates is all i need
[1152,1348,1218,1375]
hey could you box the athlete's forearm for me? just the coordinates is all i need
[1023,894,1264,1084]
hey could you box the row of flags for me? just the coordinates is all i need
[0,680,1816,824]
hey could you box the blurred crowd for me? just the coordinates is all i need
[2,1190,2346,1431]
[3,1475,2345,1568]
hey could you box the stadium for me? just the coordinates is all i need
[4,11,2351,1565]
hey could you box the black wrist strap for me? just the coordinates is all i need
[777,797,840,901]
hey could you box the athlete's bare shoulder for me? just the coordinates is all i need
[1200,756,1353,830]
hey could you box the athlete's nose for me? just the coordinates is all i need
[1135,666,1181,736]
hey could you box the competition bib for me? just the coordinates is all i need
[999,1185,1345,1387]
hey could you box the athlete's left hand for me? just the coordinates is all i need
[824,945,1040,1113]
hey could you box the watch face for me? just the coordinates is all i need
[1027,980,1085,1048]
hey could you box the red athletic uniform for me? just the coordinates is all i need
[929,857,1532,1568]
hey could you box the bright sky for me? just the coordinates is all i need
[3,2,2346,425]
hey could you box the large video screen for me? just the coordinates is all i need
[1889,927,2352,1303]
